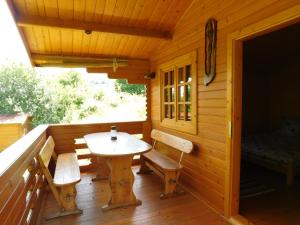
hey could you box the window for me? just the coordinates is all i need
[160,51,197,134]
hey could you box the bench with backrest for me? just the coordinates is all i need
[138,129,193,198]
[37,136,82,219]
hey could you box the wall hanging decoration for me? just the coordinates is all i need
[204,18,217,86]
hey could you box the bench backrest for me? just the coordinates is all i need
[38,136,57,168]
[151,129,193,154]
[37,136,62,207]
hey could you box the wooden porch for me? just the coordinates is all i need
[2,1,300,225]
[40,170,229,225]
[0,122,229,225]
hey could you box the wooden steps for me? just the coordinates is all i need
[75,138,94,172]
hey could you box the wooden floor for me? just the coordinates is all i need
[39,167,230,225]
[240,163,300,225]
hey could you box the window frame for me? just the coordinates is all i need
[159,51,197,134]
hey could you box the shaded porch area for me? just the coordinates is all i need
[40,168,229,225]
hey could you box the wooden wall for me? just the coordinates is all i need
[149,0,300,214]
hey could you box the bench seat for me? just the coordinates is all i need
[54,153,81,186]
[143,150,182,171]
[138,129,193,198]
[37,136,82,219]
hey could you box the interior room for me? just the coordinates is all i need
[239,23,300,225]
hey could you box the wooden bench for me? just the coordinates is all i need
[37,136,82,219]
[138,129,193,199]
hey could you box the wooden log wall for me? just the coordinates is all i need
[150,0,300,214]
[0,125,48,225]
[47,121,152,154]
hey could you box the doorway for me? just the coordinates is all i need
[224,6,300,224]
[239,23,300,225]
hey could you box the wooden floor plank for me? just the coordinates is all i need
[39,167,230,225]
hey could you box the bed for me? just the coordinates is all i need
[242,119,300,186]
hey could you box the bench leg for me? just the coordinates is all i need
[60,185,80,211]
[137,155,152,174]
[160,171,180,199]
[46,185,82,220]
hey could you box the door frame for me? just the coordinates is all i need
[224,4,300,222]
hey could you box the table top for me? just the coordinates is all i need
[84,132,152,157]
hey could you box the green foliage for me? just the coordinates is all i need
[115,79,146,95]
[0,63,62,126]
[94,90,105,101]
[0,63,147,126]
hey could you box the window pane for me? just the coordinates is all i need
[171,87,175,102]
[178,85,184,102]
[186,85,191,102]
[178,104,184,120]
[171,104,175,119]
[186,104,191,121]
[178,67,184,84]
[164,105,169,118]
[186,65,192,82]
[164,88,169,102]
[170,71,174,85]
[164,72,168,86]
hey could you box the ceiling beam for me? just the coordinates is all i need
[16,15,172,40]
[32,54,131,68]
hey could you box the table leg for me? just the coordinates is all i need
[102,156,141,211]
[92,156,109,181]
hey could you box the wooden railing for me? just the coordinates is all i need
[0,125,48,225]
[47,121,151,154]
[0,121,151,225]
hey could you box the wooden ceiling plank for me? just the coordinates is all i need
[128,0,145,27]
[110,0,129,25]
[74,0,86,21]
[24,0,39,16]
[134,0,159,27]
[84,0,97,22]
[72,30,83,55]
[36,0,46,16]
[32,27,44,53]
[118,0,137,26]
[88,32,100,55]
[94,0,106,22]
[101,33,116,55]
[43,28,52,53]
[43,0,59,17]
[80,31,92,56]
[147,0,174,29]
[160,0,193,31]
[102,0,117,24]
[17,15,172,39]
[57,0,74,20]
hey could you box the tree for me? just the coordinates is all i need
[0,63,62,126]
[115,79,146,95]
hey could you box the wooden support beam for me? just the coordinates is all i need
[16,15,172,40]
[32,54,129,68]
[87,59,150,84]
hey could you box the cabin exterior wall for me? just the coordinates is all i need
[149,0,299,214]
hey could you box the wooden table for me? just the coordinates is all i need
[84,132,152,211]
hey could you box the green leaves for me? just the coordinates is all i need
[115,79,146,96]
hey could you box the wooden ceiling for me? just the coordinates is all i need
[7,0,193,67]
